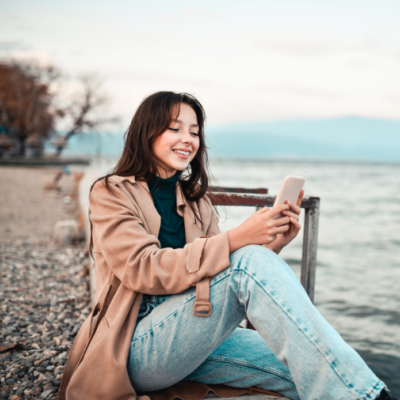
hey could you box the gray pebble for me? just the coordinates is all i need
[0,242,90,398]
[41,389,53,399]
[0,355,11,363]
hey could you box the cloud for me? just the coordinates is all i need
[253,35,342,57]
[384,94,400,104]
[252,35,392,59]
[259,83,343,100]
[0,41,30,51]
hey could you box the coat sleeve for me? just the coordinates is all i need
[90,180,231,295]
[203,196,222,237]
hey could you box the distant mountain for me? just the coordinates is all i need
[206,117,400,161]
[59,117,400,162]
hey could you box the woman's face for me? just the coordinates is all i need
[152,103,200,179]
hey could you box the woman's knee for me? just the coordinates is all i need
[229,244,294,280]
[230,244,280,269]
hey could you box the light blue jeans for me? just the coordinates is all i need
[127,245,385,400]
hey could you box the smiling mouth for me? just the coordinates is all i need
[172,150,191,156]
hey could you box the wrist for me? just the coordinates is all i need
[228,227,248,253]
[264,242,283,255]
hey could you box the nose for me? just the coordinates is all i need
[181,129,195,144]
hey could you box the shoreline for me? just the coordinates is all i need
[0,167,91,400]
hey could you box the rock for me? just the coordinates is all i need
[0,355,11,363]
[57,352,67,359]
[31,387,41,396]
[42,179,60,191]
[41,389,53,399]
[0,240,90,399]
[43,383,53,391]
[53,366,64,375]
[53,220,79,245]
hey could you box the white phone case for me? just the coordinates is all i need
[273,175,305,219]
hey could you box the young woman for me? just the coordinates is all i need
[60,91,396,400]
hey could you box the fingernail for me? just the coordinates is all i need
[287,200,291,205]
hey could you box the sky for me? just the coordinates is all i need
[1,0,400,127]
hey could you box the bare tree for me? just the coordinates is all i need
[0,59,119,157]
[54,75,119,156]
[0,60,60,155]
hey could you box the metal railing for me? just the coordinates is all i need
[208,186,321,303]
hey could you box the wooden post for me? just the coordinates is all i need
[300,197,320,303]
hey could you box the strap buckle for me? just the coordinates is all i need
[193,300,212,317]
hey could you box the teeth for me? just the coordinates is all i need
[174,150,190,156]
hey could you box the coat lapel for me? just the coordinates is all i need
[134,178,206,243]
[176,181,207,243]
[134,180,161,237]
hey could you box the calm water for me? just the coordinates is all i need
[80,157,400,394]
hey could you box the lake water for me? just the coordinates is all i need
[80,157,400,395]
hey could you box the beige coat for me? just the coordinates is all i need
[58,175,282,400]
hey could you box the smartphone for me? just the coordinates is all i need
[272,175,305,219]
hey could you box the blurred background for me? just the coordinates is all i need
[1,0,399,396]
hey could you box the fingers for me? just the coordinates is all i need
[289,217,301,230]
[271,224,290,234]
[271,216,290,227]
[268,203,289,218]
[285,199,301,215]
[296,189,305,207]
[282,210,299,220]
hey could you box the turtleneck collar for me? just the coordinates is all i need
[147,170,182,191]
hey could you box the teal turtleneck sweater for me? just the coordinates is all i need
[147,170,186,249]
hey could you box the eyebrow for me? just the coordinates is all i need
[175,119,198,128]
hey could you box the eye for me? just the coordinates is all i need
[168,127,179,132]
[190,132,200,137]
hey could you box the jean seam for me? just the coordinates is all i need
[206,355,295,384]
[357,379,384,400]
[204,273,236,355]
[234,267,359,397]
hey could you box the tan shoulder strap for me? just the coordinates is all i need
[193,277,212,317]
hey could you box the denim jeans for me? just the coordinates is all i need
[127,245,385,400]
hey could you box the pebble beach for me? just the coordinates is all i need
[0,167,91,400]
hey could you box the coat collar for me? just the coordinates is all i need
[109,175,136,185]
[110,174,205,242]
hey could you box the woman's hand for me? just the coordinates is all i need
[264,189,304,254]
[227,203,291,253]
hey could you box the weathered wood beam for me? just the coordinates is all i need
[209,192,319,210]
[208,186,268,194]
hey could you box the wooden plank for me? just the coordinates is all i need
[205,395,288,400]
[210,192,318,209]
[300,198,320,303]
[209,186,268,194]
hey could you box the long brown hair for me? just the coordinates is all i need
[89,91,218,255]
